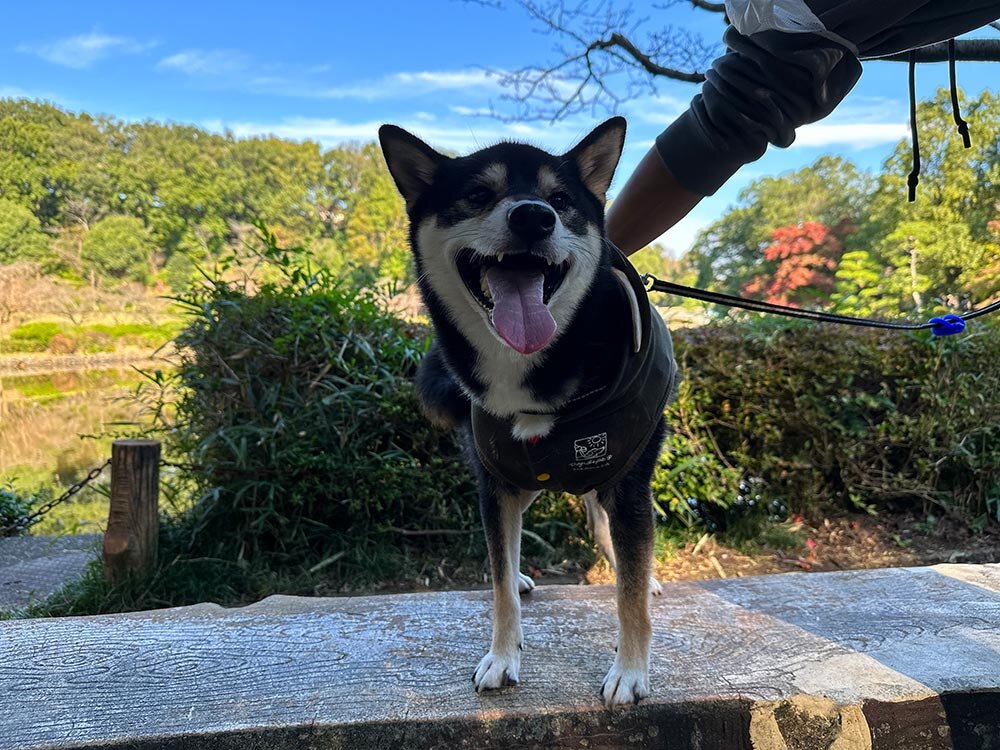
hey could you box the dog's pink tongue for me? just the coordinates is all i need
[485,267,557,355]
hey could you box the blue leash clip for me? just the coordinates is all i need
[929,314,966,336]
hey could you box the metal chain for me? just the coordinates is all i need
[0,459,112,536]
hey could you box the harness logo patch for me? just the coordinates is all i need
[574,433,608,460]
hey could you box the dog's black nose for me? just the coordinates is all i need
[507,202,556,243]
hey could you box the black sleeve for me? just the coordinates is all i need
[655,26,862,196]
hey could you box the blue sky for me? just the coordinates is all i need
[4,1,999,254]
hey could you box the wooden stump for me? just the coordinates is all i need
[103,439,160,583]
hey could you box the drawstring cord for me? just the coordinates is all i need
[907,50,920,202]
[948,38,972,148]
[909,39,973,202]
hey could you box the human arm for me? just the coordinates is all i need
[605,146,702,256]
[609,24,863,256]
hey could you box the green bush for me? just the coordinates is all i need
[669,320,1000,527]
[157,232,1000,576]
[0,487,46,537]
[82,215,155,282]
[159,228,480,570]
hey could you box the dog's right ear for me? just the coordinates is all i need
[379,125,446,210]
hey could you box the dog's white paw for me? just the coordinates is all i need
[517,571,536,594]
[648,576,663,597]
[473,649,521,692]
[601,659,650,707]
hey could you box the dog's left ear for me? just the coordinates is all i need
[564,116,627,202]
[379,125,447,210]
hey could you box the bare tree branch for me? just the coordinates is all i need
[593,32,706,83]
[463,1,1000,122]
[867,39,1000,63]
[469,0,717,121]
[688,0,725,11]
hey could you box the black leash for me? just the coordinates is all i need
[641,274,1000,337]
[633,36,990,336]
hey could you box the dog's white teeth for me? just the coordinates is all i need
[498,253,505,263]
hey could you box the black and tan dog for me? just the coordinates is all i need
[379,118,679,706]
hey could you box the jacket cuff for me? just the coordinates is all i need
[654,108,751,197]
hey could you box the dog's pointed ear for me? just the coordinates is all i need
[379,125,446,210]
[564,117,627,202]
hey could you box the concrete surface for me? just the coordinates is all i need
[0,534,100,609]
[1,564,999,749]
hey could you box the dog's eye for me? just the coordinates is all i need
[548,191,571,212]
[466,187,494,207]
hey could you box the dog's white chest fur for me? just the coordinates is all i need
[474,348,560,439]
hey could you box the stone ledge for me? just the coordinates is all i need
[2,564,999,749]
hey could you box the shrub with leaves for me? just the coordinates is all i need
[0,488,39,537]
[142,224,1000,600]
[671,320,1000,526]
[159,227,479,567]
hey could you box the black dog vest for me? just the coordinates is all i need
[471,248,678,496]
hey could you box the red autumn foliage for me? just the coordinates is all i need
[743,221,844,307]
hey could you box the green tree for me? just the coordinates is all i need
[0,198,50,264]
[343,144,410,281]
[837,89,1000,314]
[82,215,156,281]
[230,137,323,245]
[689,156,870,295]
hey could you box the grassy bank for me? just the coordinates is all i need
[2,319,182,355]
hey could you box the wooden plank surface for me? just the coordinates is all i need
[1,564,999,750]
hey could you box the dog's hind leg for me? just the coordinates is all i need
[512,494,539,594]
[473,483,535,692]
[583,490,662,597]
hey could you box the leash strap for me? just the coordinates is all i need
[642,274,1000,336]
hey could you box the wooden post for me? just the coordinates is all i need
[103,439,160,583]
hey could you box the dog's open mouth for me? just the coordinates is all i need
[456,249,569,355]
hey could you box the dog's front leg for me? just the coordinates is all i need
[473,482,530,692]
[600,483,655,707]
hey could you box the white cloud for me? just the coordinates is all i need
[792,122,908,149]
[450,105,493,116]
[312,69,501,100]
[206,113,604,154]
[157,49,250,76]
[19,33,152,69]
[153,52,503,102]
[622,93,689,124]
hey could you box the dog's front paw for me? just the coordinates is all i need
[473,649,521,692]
[517,571,536,594]
[601,659,650,707]
[648,576,663,597]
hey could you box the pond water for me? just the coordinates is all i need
[0,366,161,534]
